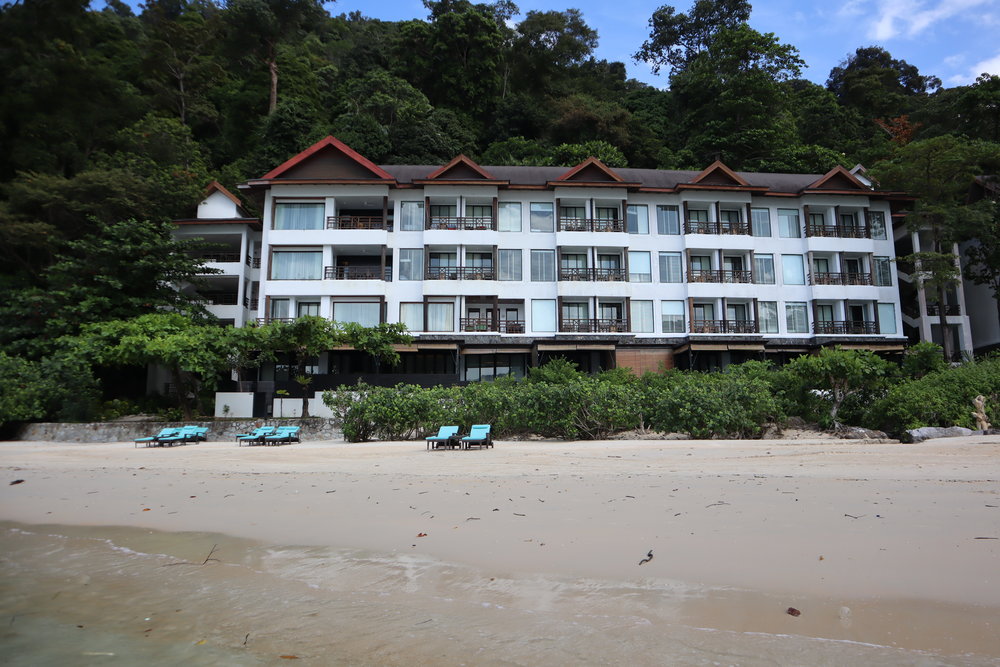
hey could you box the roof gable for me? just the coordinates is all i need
[424,155,497,181]
[261,136,394,181]
[689,160,749,187]
[805,166,870,192]
[556,157,624,183]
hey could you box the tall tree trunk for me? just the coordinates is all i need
[937,282,954,361]
[268,58,278,114]
[171,366,194,421]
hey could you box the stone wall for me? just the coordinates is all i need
[14,419,343,443]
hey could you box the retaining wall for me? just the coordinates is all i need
[13,419,343,443]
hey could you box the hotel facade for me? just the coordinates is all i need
[176,136,910,392]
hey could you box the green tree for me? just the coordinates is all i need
[827,46,940,120]
[633,0,751,76]
[784,348,893,426]
[962,183,1000,330]
[511,9,598,95]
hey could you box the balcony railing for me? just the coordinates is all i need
[458,318,526,333]
[560,318,628,333]
[324,266,392,281]
[428,216,495,231]
[199,252,241,263]
[558,267,627,281]
[684,220,750,235]
[425,266,495,280]
[326,215,390,230]
[200,293,240,305]
[256,317,295,324]
[805,224,871,239]
[558,217,624,233]
[810,271,873,286]
[814,320,878,335]
[688,269,753,283]
[691,319,758,334]
[247,256,261,268]
[926,304,962,316]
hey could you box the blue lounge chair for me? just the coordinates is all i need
[134,427,179,448]
[460,424,493,450]
[425,425,460,451]
[263,426,300,445]
[157,425,208,446]
[236,426,276,446]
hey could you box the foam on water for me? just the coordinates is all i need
[2,522,997,666]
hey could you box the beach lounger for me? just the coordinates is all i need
[157,425,207,446]
[236,426,276,446]
[460,424,493,450]
[263,426,300,445]
[425,425,460,451]
[134,427,180,447]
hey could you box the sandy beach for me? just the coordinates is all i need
[2,435,999,665]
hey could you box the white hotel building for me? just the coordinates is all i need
[178,136,908,390]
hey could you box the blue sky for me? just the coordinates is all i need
[328,0,1000,88]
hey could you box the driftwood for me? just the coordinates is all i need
[972,395,991,431]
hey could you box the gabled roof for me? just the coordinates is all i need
[418,154,501,183]
[689,160,750,187]
[802,165,871,193]
[548,157,640,188]
[204,180,245,208]
[258,136,395,182]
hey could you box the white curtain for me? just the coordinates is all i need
[758,301,778,333]
[398,249,423,281]
[878,303,897,334]
[499,249,522,280]
[530,250,554,281]
[272,251,322,279]
[333,302,380,327]
[785,303,808,333]
[529,203,553,232]
[661,301,684,333]
[400,202,424,231]
[531,300,556,332]
[659,252,681,282]
[427,303,454,331]
[627,205,649,234]
[498,202,522,232]
[752,208,771,236]
[275,203,323,230]
[631,301,654,332]
[778,209,801,238]
[754,254,775,284]
[629,251,651,282]
[656,205,679,234]
[399,303,424,331]
[781,254,805,285]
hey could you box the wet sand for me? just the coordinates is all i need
[1,436,999,664]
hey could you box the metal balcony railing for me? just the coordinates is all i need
[559,318,628,333]
[814,320,878,334]
[428,216,495,231]
[326,215,390,230]
[684,220,750,235]
[558,217,624,232]
[324,266,392,281]
[690,319,758,334]
[926,304,962,316]
[558,267,627,281]
[805,224,871,239]
[425,266,495,280]
[688,269,753,283]
[199,252,241,263]
[810,271,873,286]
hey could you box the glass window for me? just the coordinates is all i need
[778,209,801,238]
[878,303,897,334]
[274,203,323,230]
[498,202,522,232]
[688,209,709,222]
[270,298,289,319]
[758,301,778,333]
[332,302,380,327]
[628,251,651,282]
[530,249,555,281]
[661,301,684,333]
[560,253,586,269]
[297,301,320,317]
[530,202,554,232]
[531,299,556,332]
[659,252,682,282]
[400,201,424,231]
[720,209,740,223]
[753,254,775,284]
[427,302,454,332]
[400,303,423,331]
[398,249,423,281]
[656,205,680,234]
[809,212,825,228]
[781,254,805,285]
[870,210,887,240]
[874,256,892,286]
[785,302,808,333]
[271,251,322,280]
[627,204,649,234]
[499,249,522,281]
[631,301,654,333]
[751,208,771,236]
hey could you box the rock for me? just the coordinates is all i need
[833,426,889,440]
[905,426,974,443]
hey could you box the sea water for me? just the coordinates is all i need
[1,522,997,666]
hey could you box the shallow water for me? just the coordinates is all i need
[1,522,997,666]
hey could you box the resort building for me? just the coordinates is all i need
[177,136,910,394]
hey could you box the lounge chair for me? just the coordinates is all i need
[263,426,300,445]
[157,425,208,446]
[134,427,180,448]
[425,425,460,451]
[236,426,276,446]
[460,424,493,450]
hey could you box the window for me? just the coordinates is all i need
[753,254,775,284]
[688,209,709,222]
[690,255,711,271]
[661,301,685,333]
[270,298,289,319]
[627,204,649,234]
[400,303,423,331]
[720,209,741,223]
[758,301,778,333]
[595,207,618,220]
[631,301,654,333]
[693,303,715,320]
[398,249,423,281]
[560,206,585,220]
[426,302,454,332]
[530,250,555,281]
[498,202,522,232]
[751,208,771,237]
[778,209,801,238]
[531,299,556,332]
[297,301,320,318]
[817,304,835,322]
[332,302,380,327]
[430,204,456,223]
[467,204,491,219]
[466,252,492,268]
[628,251,651,282]
[874,256,892,286]
[809,212,825,228]
[429,252,457,268]
[530,202,554,232]
[274,202,323,230]
[499,249,522,281]
[785,302,808,333]
[271,250,322,280]
[878,303,897,334]
[560,253,586,269]
[659,252,682,282]
[597,254,621,270]
[463,354,527,382]
[399,201,424,231]
[656,205,680,234]
[840,212,859,231]
[563,302,588,320]
[781,254,805,285]
[870,210,887,240]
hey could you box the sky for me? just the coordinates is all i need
[326,0,1000,89]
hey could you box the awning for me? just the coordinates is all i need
[684,343,765,352]
[393,343,458,351]
[460,347,532,355]
[833,344,906,351]
[535,343,616,351]
[727,343,766,351]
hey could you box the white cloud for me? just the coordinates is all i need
[946,50,1000,85]
[865,0,994,40]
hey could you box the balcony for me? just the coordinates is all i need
[326,215,390,230]
[324,266,392,281]
[558,267,627,281]
[425,266,495,280]
[805,224,870,239]
[560,318,628,333]
[688,269,753,283]
[459,318,526,333]
[198,252,242,263]
[428,216,495,231]
[199,293,240,305]
[810,271,873,286]
[691,319,758,334]
[926,304,962,316]
[558,218,624,233]
[684,220,750,235]
[814,320,878,335]
[247,256,261,268]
